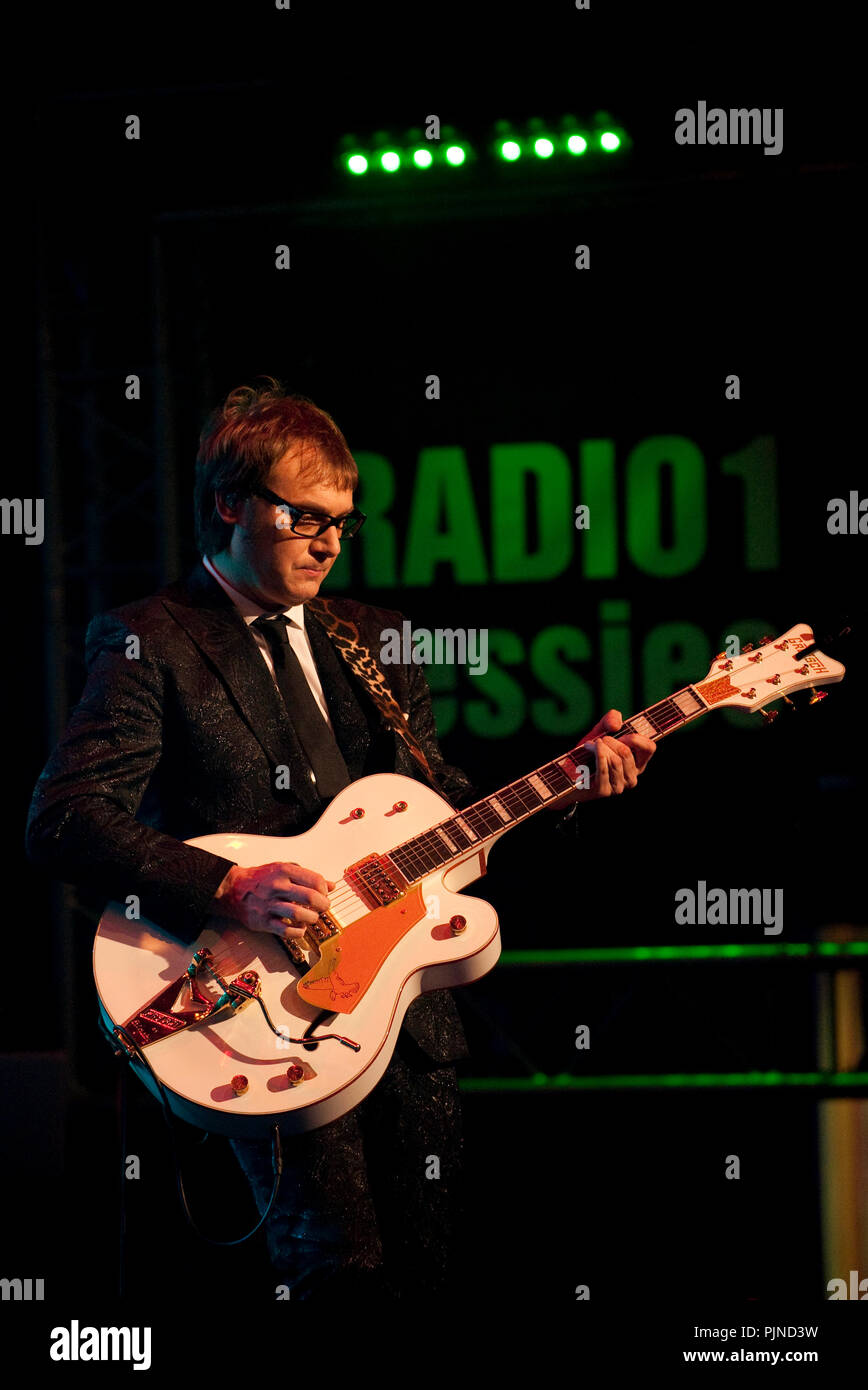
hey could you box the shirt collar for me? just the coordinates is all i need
[201,554,306,629]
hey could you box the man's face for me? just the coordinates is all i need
[217,446,355,609]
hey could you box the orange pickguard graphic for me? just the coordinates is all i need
[296,885,428,1014]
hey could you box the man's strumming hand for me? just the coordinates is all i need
[212,862,336,940]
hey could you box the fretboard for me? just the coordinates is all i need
[387,683,708,886]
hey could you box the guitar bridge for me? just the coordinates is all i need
[122,953,263,1046]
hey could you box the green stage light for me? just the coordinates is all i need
[460,1071,868,1093]
[499,942,868,965]
[340,115,628,178]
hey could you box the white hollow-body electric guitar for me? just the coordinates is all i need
[94,623,845,1137]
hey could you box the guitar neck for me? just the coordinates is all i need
[616,683,708,742]
[387,683,710,886]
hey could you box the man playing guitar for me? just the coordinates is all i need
[26,377,656,1300]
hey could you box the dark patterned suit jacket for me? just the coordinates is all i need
[25,562,477,1064]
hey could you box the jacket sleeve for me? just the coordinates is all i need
[24,610,237,943]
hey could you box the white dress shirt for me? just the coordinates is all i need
[201,554,335,732]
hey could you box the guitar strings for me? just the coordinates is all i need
[200,712,688,979]
[201,874,356,977]
[192,644,814,983]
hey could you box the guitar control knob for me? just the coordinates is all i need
[230,1074,249,1096]
[350,807,365,819]
[449,915,467,936]
[392,801,408,812]
[286,1064,305,1086]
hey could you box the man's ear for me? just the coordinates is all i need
[215,489,240,521]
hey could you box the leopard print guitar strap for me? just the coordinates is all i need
[307,598,441,791]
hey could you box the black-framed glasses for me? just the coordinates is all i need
[250,487,367,538]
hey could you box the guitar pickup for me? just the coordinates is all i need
[308,912,340,944]
[345,854,408,909]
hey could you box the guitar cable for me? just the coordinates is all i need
[102,936,358,1263]
[106,1016,284,1250]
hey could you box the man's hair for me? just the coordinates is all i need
[194,377,359,555]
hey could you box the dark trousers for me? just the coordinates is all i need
[230,1032,464,1300]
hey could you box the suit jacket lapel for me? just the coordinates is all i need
[157,564,323,813]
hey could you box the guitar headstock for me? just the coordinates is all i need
[694,624,846,718]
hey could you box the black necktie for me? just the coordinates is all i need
[252,614,350,799]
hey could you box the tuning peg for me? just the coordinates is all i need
[742,642,754,652]
[808,687,828,705]
[781,695,795,708]
[760,709,779,724]
[759,634,774,644]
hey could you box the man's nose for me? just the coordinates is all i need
[312,526,342,555]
